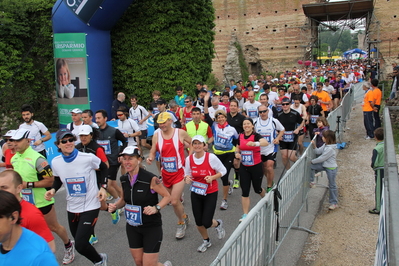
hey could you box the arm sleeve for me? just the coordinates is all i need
[96,147,108,163]
[371,149,377,168]
[209,153,227,176]
[312,147,334,164]
[98,161,108,185]
[52,176,63,192]
[184,156,191,176]
[204,113,213,127]
[115,129,128,149]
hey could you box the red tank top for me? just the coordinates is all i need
[189,153,218,194]
[157,129,185,173]
[5,149,15,169]
[238,133,261,166]
[183,107,193,124]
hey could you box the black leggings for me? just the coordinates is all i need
[191,191,218,229]
[216,152,235,186]
[67,209,101,263]
[240,163,263,197]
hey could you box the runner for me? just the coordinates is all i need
[108,146,172,266]
[184,135,226,253]
[0,190,58,265]
[117,107,141,147]
[306,95,324,141]
[46,129,108,265]
[276,98,304,170]
[242,91,261,120]
[19,104,51,158]
[254,105,285,192]
[82,109,99,129]
[0,130,16,169]
[95,109,127,224]
[129,95,152,152]
[0,170,55,252]
[147,112,192,239]
[290,95,307,155]
[66,108,84,144]
[10,128,75,265]
[235,118,267,222]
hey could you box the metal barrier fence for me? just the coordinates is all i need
[210,83,363,266]
[374,106,399,266]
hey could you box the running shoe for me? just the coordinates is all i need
[267,187,273,193]
[197,240,212,253]
[163,261,173,266]
[369,208,380,215]
[106,194,113,201]
[183,214,190,226]
[228,180,233,195]
[94,253,108,266]
[89,235,98,245]
[175,223,187,239]
[220,199,228,210]
[233,179,240,189]
[215,219,226,240]
[111,210,120,224]
[180,192,184,204]
[62,240,75,265]
[239,214,248,223]
[119,207,125,216]
[328,204,338,210]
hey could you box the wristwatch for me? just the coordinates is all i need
[101,183,108,190]
[155,205,161,212]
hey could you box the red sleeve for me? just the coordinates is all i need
[96,147,108,163]
[20,200,54,243]
[206,126,213,138]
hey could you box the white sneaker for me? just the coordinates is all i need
[329,204,338,210]
[220,199,228,210]
[215,219,225,240]
[63,240,75,265]
[228,180,233,195]
[94,253,108,265]
[163,261,173,266]
[197,240,212,253]
[175,223,187,239]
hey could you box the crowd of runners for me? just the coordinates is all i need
[0,59,387,265]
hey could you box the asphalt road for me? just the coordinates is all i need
[51,150,291,266]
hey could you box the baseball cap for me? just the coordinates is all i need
[10,129,30,141]
[156,99,167,105]
[254,85,260,92]
[157,112,172,124]
[192,135,205,144]
[119,146,140,157]
[70,108,82,114]
[281,98,291,104]
[199,88,207,93]
[3,130,16,138]
[79,125,93,135]
[56,128,74,140]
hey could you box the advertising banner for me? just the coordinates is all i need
[54,33,90,125]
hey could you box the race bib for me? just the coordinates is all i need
[283,131,294,142]
[133,117,140,124]
[215,133,229,148]
[29,138,36,148]
[248,110,258,119]
[66,177,87,197]
[241,150,254,166]
[125,204,143,226]
[262,133,271,143]
[190,181,208,196]
[21,189,35,205]
[97,140,111,155]
[276,104,282,112]
[153,107,159,115]
[185,117,193,123]
[162,157,177,173]
[310,115,318,124]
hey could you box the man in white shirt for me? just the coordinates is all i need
[66,108,84,144]
[208,97,226,120]
[19,104,51,158]
[243,91,261,120]
[81,109,99,128]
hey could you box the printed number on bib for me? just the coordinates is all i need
[190,181,208,196]
[283,131,294,142]
[125,204,143,226]
[66,177,87,197]
[310,115,318,124]
[97,140,111,155]
[215,134,229,148]
[162,157,177,173]
[241,150,254,166]
[248,110,258,118]
[21,189,35,205]
[262,133,271,143]
[29,138,36,148]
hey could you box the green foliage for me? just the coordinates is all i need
[319,29,357,55]
[111,0,215,106]
[233,42,249,84]
[205,73,221,91]
[0,0,57,132]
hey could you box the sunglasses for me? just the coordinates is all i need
[117,114,124,117]
[3,139,14,142]
[258,110,268,114]
[282,103,290,106]
[184,101,191,103]
[60,137,75,144]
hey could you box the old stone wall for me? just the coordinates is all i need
[212,0,317,83]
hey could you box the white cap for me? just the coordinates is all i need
[254,85,260,92]
[10,129,30,140]
[79,125,93,135]
[192,135,205,144]
[3,130,16,138]
[70,108,82,114]
[119,146,141,157]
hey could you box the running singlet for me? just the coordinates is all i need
[238,133,262,166]
[182,107,193,124]
[189,152,218,195]
[157,129,185,187]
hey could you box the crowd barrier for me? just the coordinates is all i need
[374,106,399,266]
[211,83,362,266]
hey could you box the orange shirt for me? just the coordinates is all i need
[372,87,382,106]
[363,89,374,112]
[311,90,331,111]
